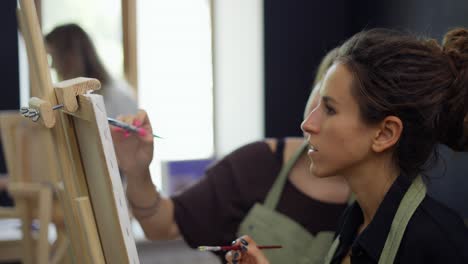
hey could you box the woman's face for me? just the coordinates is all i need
[301,63,377,178]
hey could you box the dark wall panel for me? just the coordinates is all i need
[264,0,352,137]
[264,0,468,137]
[0,0,20,174]
[0,0,20,111]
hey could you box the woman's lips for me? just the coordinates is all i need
[308,145,318,155]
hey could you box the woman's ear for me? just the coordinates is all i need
[372,116,403,153]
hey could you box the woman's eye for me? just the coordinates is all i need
[324,104,336,115]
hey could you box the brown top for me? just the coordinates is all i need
[172,141,347,249]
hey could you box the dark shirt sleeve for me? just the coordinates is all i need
[172,141,280,248]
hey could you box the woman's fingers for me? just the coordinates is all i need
[121,114,135,127]
[135,109,149,125]
[111,112,153,140]
[225,250,243,264]
[225,235,266,264]
[227,235,270,264]
[238,235,254,252]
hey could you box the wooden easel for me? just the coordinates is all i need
[16,0,140,263]
[0,111,69,264]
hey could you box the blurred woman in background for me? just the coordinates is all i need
[45,23,137,117]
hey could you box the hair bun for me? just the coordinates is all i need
[443,28,468,72]
[443,28,468,47]
[439,28,468,151]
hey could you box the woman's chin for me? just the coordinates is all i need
[309,165,320,177]
[309,165,332,178]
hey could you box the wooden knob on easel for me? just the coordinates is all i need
[27,97,56,128]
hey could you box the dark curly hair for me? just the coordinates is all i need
[336,28,468,178]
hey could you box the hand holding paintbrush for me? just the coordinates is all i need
[215,236,276,264]
[108,117,163,139]
[109,110,157,177]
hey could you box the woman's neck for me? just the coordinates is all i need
[344,157,399,230]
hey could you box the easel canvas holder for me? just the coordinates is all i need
[17,0,140,263]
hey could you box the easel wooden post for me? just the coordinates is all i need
[0,111,66,264]
[122,0,138,92]
[17,0,140,263]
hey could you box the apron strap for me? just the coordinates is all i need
[264,141,308,209]
[378,175,426,263]
[323,176,426,264]
[347,193,356,206]
[323,235,340,264]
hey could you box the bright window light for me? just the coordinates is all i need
[41,0,123,81]
[137,0,214,188]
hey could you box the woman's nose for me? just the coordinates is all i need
[301,103,321,135]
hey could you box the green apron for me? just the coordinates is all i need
[237,142,339,264]
[323,176,427,264]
